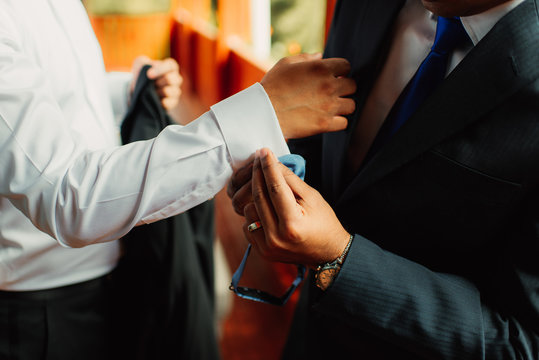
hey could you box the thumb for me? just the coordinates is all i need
[278,162,312,200]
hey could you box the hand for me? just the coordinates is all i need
[242,148,351,268]
[261,53,356,140]
[227,154,255,216]
[131,55,183,110]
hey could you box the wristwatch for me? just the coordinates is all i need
[315,234,353,291]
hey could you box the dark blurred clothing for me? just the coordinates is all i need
[113,65,219,360]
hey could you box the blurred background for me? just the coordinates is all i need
[82,1,337,359]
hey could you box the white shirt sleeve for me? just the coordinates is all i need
[106,71,132,127]
[0,30,288,248]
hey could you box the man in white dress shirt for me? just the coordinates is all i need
[0,1,356,359]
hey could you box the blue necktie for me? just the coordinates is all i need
[365,17,471,160]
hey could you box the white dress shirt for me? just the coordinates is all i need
[348,0,525,172]
[0,0,289,290]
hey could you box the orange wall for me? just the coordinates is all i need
[90,13,173,72]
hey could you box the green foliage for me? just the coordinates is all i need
[270,0,326,60]
[84,0,171,15]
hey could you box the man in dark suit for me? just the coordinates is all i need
[229,0,539,358]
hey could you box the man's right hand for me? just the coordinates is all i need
[240,148,351,268]
[261,53,356,140]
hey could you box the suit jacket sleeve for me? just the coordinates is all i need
[314,232,539,359]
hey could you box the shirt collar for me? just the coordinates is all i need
[461,0,526,45]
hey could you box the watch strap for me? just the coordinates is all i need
[315,234,354,291]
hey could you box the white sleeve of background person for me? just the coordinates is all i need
[106,71,133,127]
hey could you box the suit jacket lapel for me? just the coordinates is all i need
[337,0,539,205]
[322,0,405,204]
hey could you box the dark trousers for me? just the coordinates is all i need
[0,275,115,360]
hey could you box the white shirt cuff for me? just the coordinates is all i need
[210,83,290,167]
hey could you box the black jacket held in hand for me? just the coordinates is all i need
[114,65,219,360]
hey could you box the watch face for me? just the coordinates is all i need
[316,267,339,291]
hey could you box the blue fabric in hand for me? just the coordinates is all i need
[278,154,306,182]
[229,154,307,306]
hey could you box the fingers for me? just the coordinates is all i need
[228,156,256,215]
[242,202,264,249]
[132,55,151,74]
[258,149,299,224]
[147,58,179,79]
[336,97,356,115]
[155,71,183,88]
[161,97,179,111]
[243,202,259,224]
[149,60,182,110]
[326,77,355,131]
[252,152,278,236]
[227,155,255,198]
[323,115,348,133]
[274,160,312,202]
[231,181,252,216]
[130,56,182,99]
[154,66,182,96]
[283,52,322,64]
[323,57,352,77]
[157,85,182,109]
[336,76,357,97]
[156,85,181,99]
[282,55,352,79]
[133,55,151,64]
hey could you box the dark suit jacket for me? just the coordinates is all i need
[112,65,220,360]
[284,1,539,359]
